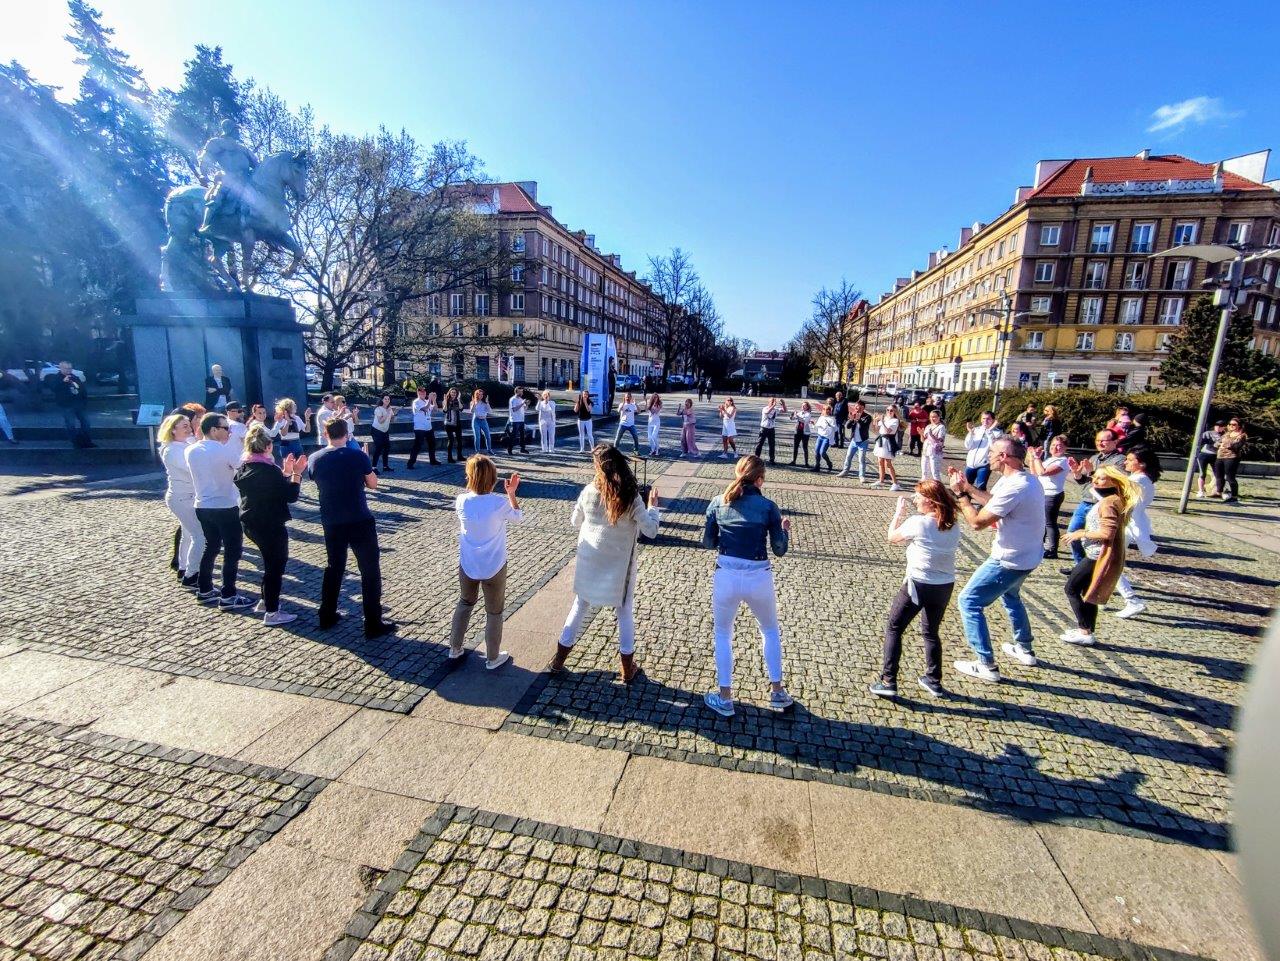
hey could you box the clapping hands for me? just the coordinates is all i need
[504,472,521,496]
[282,453,308,476]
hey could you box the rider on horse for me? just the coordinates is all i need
[197,120,259,236]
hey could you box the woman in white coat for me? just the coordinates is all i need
[157,412,204,589]
[549,444,661,682]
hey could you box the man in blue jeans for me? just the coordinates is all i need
[1065,429,1125,565]
[947,436,1046,682]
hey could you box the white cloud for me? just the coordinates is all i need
[1147,96,1235,133]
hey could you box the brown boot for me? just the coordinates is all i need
[619,652,642,684]
[548,643,573,673]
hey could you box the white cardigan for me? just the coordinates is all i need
[570,484,660,607]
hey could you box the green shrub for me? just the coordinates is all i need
[945,387,1279,460]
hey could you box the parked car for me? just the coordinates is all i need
[616,373,643,391]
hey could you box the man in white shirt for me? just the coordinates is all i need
[407,387,439,468]
[314,394,337,442]
[205,364,232,410]
[947,436,1044,682]
[962,411,1003,490]
[225,402,248,445]
[505,388,529,455]
[185,411,252,608]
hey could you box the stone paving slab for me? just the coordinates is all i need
[0,715,323,961]
[323,803,1210,961]
[504,480,1265,848]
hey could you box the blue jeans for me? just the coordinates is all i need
[61,407,91,445]
[842,440,869,477]
[964,465,991,490]
[813,437,833,469]
[613,424,640,452]
[1067,500,1092,562]
[958,558,1035,664]
[473,419,492,452]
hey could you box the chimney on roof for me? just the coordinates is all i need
[959,226,973,247]
[1212,161,1224,189]
[585,234,596,250]
[927,252,937,270]
[1034,159,1070,188]
[1136,148,1151,161]
[515,181,537,201]
[1079,165,1095,196]
[1015,185,1033,203]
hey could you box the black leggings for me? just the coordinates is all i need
[790,431,809,466]
[1043,492,1065,556]
[1213,457,1240,499]
[1065,557,1098,631]
[195,506,243,597]
[882,580,952,684]
[408,429,436,467]
[755,428,776,462]
[370,427,392,469]
[244,524,289,613]
[444,424,464,460]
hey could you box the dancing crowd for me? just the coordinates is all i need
[153,380,1250,715]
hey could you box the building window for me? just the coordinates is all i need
[1226,221,1251,246]
[449,293,464,316]
[475,356,490,379]
[540,266,549,285]
[1130,223,1155,254]
[511,233,526,253]
[1158,334,1174,352]
[1168,260,1192,290]
[1024,330,1044,350]
[510,293,525,313]
[1068,373,1091,389]
[1089,224,1114,253]
[1106,374,1128,394]
[476,322,489,337]
[541,236,550,256]
[427,294,441,315]
[1114,332,1135,352]
[426,320,440,336]
[1030,296,1052,314]
[1039,224,1061,247]
[1075,331,1096,351]
[1084,261,1107,289]
[1034,261,1055,283]
[512,322,525,337]
[511,265,524,282]
[1159,297,1184,325]
[1172,222,1198,246]
[1119,297,1143,324]
[1079,296,1103,324]
[1123,261,1147,290]
[475,293,490,315]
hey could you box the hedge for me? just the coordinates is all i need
[944,387,1280,461]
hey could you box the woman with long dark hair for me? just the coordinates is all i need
[369,394,397,473]
[870,480,961,699]
[442,388,464,461]
[549,445,661,682]
[702,455,793,717]
[234,423,305,626]
[789,401,812,467]
[574,389,595,452]
[1114,446,1162,619]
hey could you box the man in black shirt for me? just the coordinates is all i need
[307,418,396,638]
[48,361,94,448]
[832,391,849,447]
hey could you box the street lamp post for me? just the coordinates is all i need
[978,292,1030,413]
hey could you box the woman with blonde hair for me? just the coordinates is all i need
[469,388,493,453]
[1059,465,1138,646]
[234,423,306,626]
[680,398,699,456]
[158,412,204,588]
[536,390,557,452]
[266,397,310,461]
[449,454,522,670]
[549,445,661,681]
[702,455,793,717]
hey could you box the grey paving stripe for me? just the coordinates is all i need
[0,714,326,961]
[323,803,1210,961]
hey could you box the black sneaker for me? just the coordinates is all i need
[868,679,897,697]
[318,612,345,630]
[917,676,945,698]
[365,620,398,639]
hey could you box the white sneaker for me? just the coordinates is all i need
[704,691,735,717]
[252,600,268,614]
[1194,491,1205,499]
[1060,629,1096,646]
[835,469,848,477]
[1001,642,1037,667]
[1114,601,1146,619]
[889,483,902,492]
[485,652,512,671]
[868,481,883,489]
[953,659,1000,682]
[263,611,297,627]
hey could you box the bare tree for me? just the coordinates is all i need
[798,280,863,387]
[645,247,712,378]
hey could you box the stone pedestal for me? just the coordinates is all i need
[122,293,308,413]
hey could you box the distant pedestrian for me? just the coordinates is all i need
[702,455,793,717]
[549,446,661,682]
[646,393,663,457]
[506,387,530,455]
[1028,434,1069,559]
[719,397,739,458]
[186,411,251,609]
[832,391,849,448]
[48,361,93,449]
[870,480,961,699]
[754,397,786,464]
[407,387,439,468]
[680,399,699,456]
[205,364,233,410]
[369,394,398,473]
[919,409,947,482]
[469,389,493,453]
[870,405,901,490]
[537,390,558,452]
[962,411,1002,490]
[308,418,396,638]
[234,424,305,626]
[837,400,872,480]
[789,401,812,467]
[947,436,1044,682]
[574,389,595,452]
[158,412,202,589]
[907,401,929,456]
[1195,420,1226,498]
[449,455,522,670]
[1213,418,1247,502]
[1039,405,1060,445]
[614,391,641,453]
[811,403,836,472]
[1060,466,1138,647]
[1117,412,1149,454]
[442,388,464,462]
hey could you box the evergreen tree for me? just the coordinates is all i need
[1160,294,1262,387]
[162,44,248,178]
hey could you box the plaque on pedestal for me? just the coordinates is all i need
[121,293,307,413]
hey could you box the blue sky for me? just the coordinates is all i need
[5,1,1278,348]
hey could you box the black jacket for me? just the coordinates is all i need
[48,373,87,408]
[234,461,300,530]
[205,375,233,406]
[847,411,873,442]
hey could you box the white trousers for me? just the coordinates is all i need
[165,490,205,575]
[577,420,594,451]
[647,418,661,454]
[920,452,943,481]
[539,419,556,452]
[559,592,635,655]
[0,404,12,442]
[1117,574,1138,601]
[712,562,783,689]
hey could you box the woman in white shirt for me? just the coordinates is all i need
[963,411,1002,490]
[614,392,640,453]
[920,409,947,482]
[718,398,739,458]
[469,389,493,453]
[1114,447,1161,620]
[1028,433,1070,559]
[870,405,902,490]
[789,402,812,467]
[369,395,398,473]
[157,413,204,589]
[870,480,961,699]
[449,455,522,670]
[536,390,557,453]
[549,446,661,682]
[811,403,837,472]
[645,394,663,457]
[266,398,310,461]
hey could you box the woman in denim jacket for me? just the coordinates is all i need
[702,455,793,717]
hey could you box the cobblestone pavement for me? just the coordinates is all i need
[0,715,321,961]
[0,463,588,713]
[326,804,1206,961]
[506,471,1274,847]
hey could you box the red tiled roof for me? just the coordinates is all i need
[494,183,540,213]
[1031,154,1270,197]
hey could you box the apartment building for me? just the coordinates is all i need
[859,150,1280,394]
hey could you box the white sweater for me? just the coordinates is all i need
[570,484,660,607]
